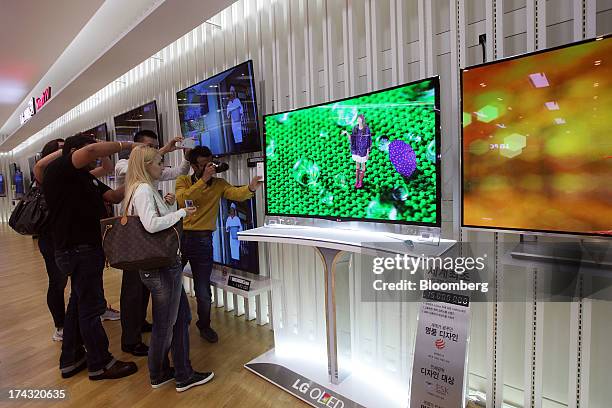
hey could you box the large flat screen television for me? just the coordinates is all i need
[177,60,261,156]
[461,35,612,236]
[0,173,6,197]
[114,101,160,160]
[78,123,109,141]
[264,77,441,226]
[212,196,259,274]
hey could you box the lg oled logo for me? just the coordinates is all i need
[291,379,345,408]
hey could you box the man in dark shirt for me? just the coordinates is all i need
[41,135,139,380]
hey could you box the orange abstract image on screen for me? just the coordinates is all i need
[462,36,612,235]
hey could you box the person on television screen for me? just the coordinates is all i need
[225,203,243,267]
[342,114,371,189]
[226,86,244,149]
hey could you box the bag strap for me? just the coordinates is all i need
[124,184,163,218]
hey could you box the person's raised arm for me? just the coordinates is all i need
[33,150,62,184]
[102,184,125,204]
[72,141,137,169]
[89,156,114,178]
[159,136,184,156]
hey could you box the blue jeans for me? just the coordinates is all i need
[181,231,213,331]
[140,261,194,383]
[54,245,115,375]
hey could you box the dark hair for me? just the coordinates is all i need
[62,135,95,155]
[133,129,158,143]
[357,114,366,125]
[187,146,213,164]
[41,138,65,158]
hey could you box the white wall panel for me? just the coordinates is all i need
[1,1,610,406]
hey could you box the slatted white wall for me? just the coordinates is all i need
[1,1,611,407]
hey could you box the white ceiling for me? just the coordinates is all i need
[0,0,237,151]
[0,0,105,128]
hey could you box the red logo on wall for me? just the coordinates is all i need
[36,87,51,110]
[435,339,446,350]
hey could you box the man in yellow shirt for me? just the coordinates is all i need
[176,146,262,343]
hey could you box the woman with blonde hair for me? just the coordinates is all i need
[124,146,214,392]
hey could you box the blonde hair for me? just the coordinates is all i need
[123,146,161,211]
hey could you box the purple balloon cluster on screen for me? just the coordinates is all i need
[388,140,417,178]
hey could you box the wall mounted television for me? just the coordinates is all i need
[77,123,109,141]
[177,60,261,156]
[461,35,612,236]
[212,196,259,274]
[114,101,160,160]
[0,173,6,197]
[264,77,441,226]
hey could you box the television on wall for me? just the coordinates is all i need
[0,173,6,197]
[212,196,259,274]
[114,101,160,160]
[461,35,612,236]
[177,60,261,156]
[264,77,441,226]
[77,123,109,141]
[13,169,24,196]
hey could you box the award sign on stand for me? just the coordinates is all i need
[409,290,470,408]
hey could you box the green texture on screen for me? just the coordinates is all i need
[265,80,438,224]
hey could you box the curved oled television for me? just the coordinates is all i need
[462,35,612,236]
[177,60,261,156]
[264,77,441,226]
[114,102,160,160]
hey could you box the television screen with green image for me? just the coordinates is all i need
[264,77,441,226]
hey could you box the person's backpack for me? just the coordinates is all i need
[9,183,49,235]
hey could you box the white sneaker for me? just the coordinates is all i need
[100,305,120,321]
[52,328,63,342]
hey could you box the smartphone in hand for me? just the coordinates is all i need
[177,138,196,149]
[256,161,265,181]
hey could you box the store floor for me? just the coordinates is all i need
[0,224,305,407]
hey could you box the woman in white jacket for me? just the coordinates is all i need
[124,146,214,392]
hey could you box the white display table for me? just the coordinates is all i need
[239,225,457,408]
[183,263,274,324]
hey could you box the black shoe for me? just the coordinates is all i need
[176,371,214,392]
[60,355,87,379]
[122,342,149,356]
[151,367,175,389]
[200,327,218,343]
[90,360,137,381]
[141,321,153,333]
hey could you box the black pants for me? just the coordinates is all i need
[55,245,115,375]
[38,234,68,328]
[120,270,150,347]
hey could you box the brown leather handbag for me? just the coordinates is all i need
[100,189,182,270]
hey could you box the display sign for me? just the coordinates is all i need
[410,290,470,408]
[244,362,364,408]
[35,86,51,110]
[227,275,251,291]
[19,98,36,125]
[19,87,52,125]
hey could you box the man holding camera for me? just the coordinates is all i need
[176,146,262,343]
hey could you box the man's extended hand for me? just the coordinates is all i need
[248,176,263,192]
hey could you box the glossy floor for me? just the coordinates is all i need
[0,224,305,407]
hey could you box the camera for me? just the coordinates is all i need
[212,161,229,173]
